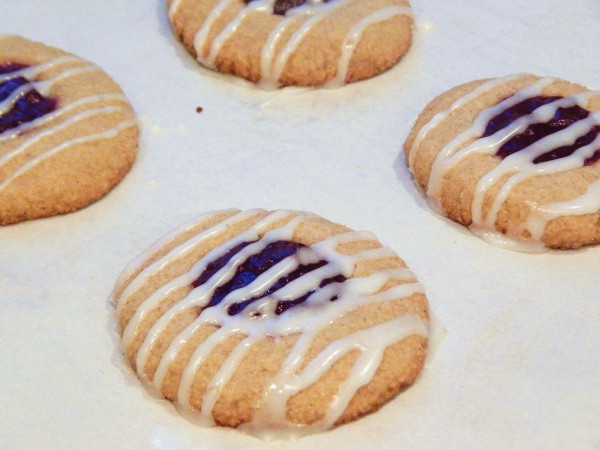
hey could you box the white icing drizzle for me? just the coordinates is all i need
[113,210,223,296]
[120,209,295,351]
[0,57,136,194]
[410,74,600,250]
[207,0,272,68]
[426,76,556,200]
[114,209,428,436]
[0,118,137,194]
[407,74,526,170]
[0,64,99,115]
[0,105,123,169]
[0,55,80,83]
[259,13,301,88]
[472,106,599,227]
[467,227,546,254]
[325,6,413,88]
[246,313,427,437]
[184,0,412,87]
[114,209,261,315]
[168,0,185,17]
[191,0,234,65]
[526,177,600,241]
[263,0,344,88]
[0,93,129,144]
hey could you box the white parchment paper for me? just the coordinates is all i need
[1,1,598,448]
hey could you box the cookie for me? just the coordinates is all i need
[112,209,429,437]
[0,35,139,225]
[167,0,413,88]
[404,74,600,251]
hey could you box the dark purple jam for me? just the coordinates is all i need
[0,62,57,135]
[483,95,599,166]
[0,63,28,76]
[192,240,346,316]
[533,125,600,165]
[272,0,306,15]
[482,96,561,137]
[193,241,256,287]
[244,0,330,15]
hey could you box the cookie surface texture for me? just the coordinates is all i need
[167,0,413,88]
[0,35,138,225]
[112,209,429,437]
[404,74,600,251]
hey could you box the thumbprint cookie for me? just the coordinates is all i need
[112,209,429,437]
[404,74,600,251]
[0,35,138,225]
[167,0,414,88]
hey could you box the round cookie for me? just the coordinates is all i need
[112,209,429,437]
[167,0,414,88]
[404,74,600,251]
[0,35,138,225]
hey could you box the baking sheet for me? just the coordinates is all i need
[1,0,599,448]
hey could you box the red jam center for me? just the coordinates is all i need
[482,95,599,166]
[0,63,57,134]
[192,240,346,316]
